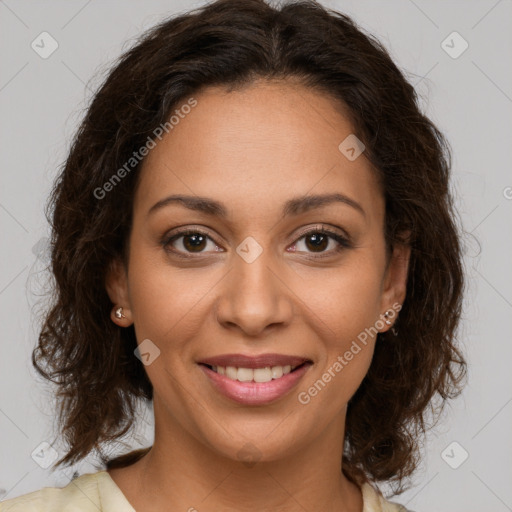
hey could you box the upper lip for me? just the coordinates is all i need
[198,353,311,369]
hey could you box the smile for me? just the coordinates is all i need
[199,361,312,405]
[207,364,299,383]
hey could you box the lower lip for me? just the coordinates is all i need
[199,363,312,405]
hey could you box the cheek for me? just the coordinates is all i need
[296,270,381,414]
[125,243,208,340]
[293,258,384,340]
[292,254,384,400]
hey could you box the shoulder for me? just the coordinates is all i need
[0,472,105,512]
[361,482,414,512]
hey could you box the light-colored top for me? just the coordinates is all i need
[0,470,410,511]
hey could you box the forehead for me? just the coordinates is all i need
[134,80,383,226]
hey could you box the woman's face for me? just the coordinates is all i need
[107,79,409,463]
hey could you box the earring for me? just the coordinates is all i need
[115,306,126,319]
[383,309,399,336]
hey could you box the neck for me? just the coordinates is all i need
[109,399,363,512]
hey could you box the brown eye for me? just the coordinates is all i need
[303,232,329,252]
[289,227,351,257]
[181,233,208,252]
[163,229,222,256]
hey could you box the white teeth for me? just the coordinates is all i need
[211,364,297,382]
[226,366,238,380]
[271,366,283,379]
[253,367,272,383]
[237,367,254,382]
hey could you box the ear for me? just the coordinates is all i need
[378,237,411,331]
[105,258,133,326]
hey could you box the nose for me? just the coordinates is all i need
[214,248,294,337]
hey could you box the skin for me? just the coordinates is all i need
[105,78,410,512]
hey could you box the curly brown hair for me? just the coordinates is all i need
[32,0,466,494]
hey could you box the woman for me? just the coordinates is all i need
[1,0,466,510]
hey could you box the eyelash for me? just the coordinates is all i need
[161,225,352,260]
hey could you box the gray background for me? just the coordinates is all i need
[1,1,511,510]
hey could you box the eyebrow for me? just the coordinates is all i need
[147,192,365,219]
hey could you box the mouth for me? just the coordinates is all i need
[199,361,309,383]
[197,355,313,405]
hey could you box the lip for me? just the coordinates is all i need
[198,360,313,405]
[198,353,310,369]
